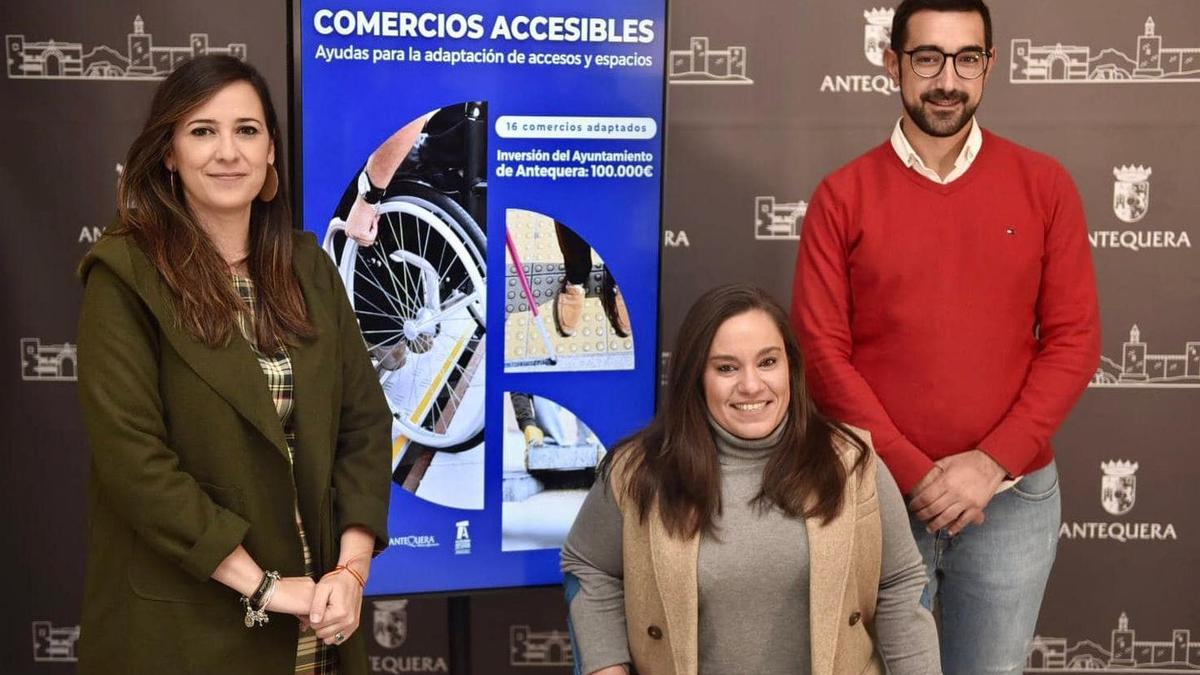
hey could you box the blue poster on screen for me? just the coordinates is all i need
[298,1,666,594]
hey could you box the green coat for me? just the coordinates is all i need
[76,232,392,675]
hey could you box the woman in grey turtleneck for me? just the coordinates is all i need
[561,284,940,675]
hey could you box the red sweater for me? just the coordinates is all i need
[792,130,1101,494]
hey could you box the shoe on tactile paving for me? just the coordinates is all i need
[554,282,585,337]
[602,284,632,338]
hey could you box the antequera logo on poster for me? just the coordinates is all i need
[1059,459,1178,543]
[1028,612,1200,671]
[819,7,900,96]
[1090,164,1192,251]
[454,520,471,555]
[1011,16,1200,83]
[301,0,666,595]
[5,15,245,81]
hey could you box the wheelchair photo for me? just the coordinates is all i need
[323,101,488,504]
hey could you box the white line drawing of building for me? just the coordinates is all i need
[32,622,80,662]
[1091,325,1200,388]
[1011,17,1200,83]
[755,196,808,240]
[21,338,78,382]
[669,37,752,85]
[510,625,573,666]
[1027,613,1200,671]
[6,15,246,81]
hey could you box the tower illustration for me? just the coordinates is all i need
[1121,325,1148,381]
[691,37,707,70]
[1111,612,1135,667]
[127,15,153,75]
[1174,629,1191,663]
[1135,17,1164,77]
[728,46,746,77]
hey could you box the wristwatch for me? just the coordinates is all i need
[357,168,386,206]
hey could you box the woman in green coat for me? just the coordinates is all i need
[77,55,392,674]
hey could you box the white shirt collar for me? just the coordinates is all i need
[890,117,983,184]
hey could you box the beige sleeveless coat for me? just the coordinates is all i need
[610,427,886,675]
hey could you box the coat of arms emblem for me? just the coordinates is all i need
[1112,165,1151,224]
[373,599,409,649]
[864,8,895,67]
[1100,460,1138,516]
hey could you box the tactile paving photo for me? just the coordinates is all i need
[504,209,635,373]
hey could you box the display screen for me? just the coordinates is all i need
[297,0,667,594]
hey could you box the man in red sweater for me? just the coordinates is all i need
[792,1,1100,672]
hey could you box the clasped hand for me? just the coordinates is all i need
[908,449,1006,536]
[265,565,366,645]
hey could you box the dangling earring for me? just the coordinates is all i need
[169,170,176,194]
[258,164,279,202]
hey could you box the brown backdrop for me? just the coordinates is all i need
[3,1,1196,673]
[659,2,1200,673]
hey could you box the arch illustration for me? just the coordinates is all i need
[1047,53,1069,80]
[58,353,77,379]
[43,50,64,77]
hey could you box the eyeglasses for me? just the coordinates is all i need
[901,48,990,80]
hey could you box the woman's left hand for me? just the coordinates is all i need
[309,565,365,645]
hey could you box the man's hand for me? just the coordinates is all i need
[908,450,1007,535]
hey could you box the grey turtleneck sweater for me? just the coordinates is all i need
[561,422,941,675]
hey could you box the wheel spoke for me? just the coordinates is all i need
[382,213,424,318]
[349,196,487,447]
[358,245,408,319]
[394,213,424,315]
[353,269,412,321]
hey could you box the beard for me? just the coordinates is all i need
[902,86,979,138]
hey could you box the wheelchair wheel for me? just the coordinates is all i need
[329,184,486,454]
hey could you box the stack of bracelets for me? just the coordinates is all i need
[240,570,281,628]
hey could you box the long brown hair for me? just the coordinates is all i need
[111,55,313,351]
[606,284,869,539]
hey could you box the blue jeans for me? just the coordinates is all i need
[909,460,1061,675]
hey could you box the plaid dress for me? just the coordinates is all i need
[233,276,338,675]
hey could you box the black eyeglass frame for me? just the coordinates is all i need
[900,47,992,80]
